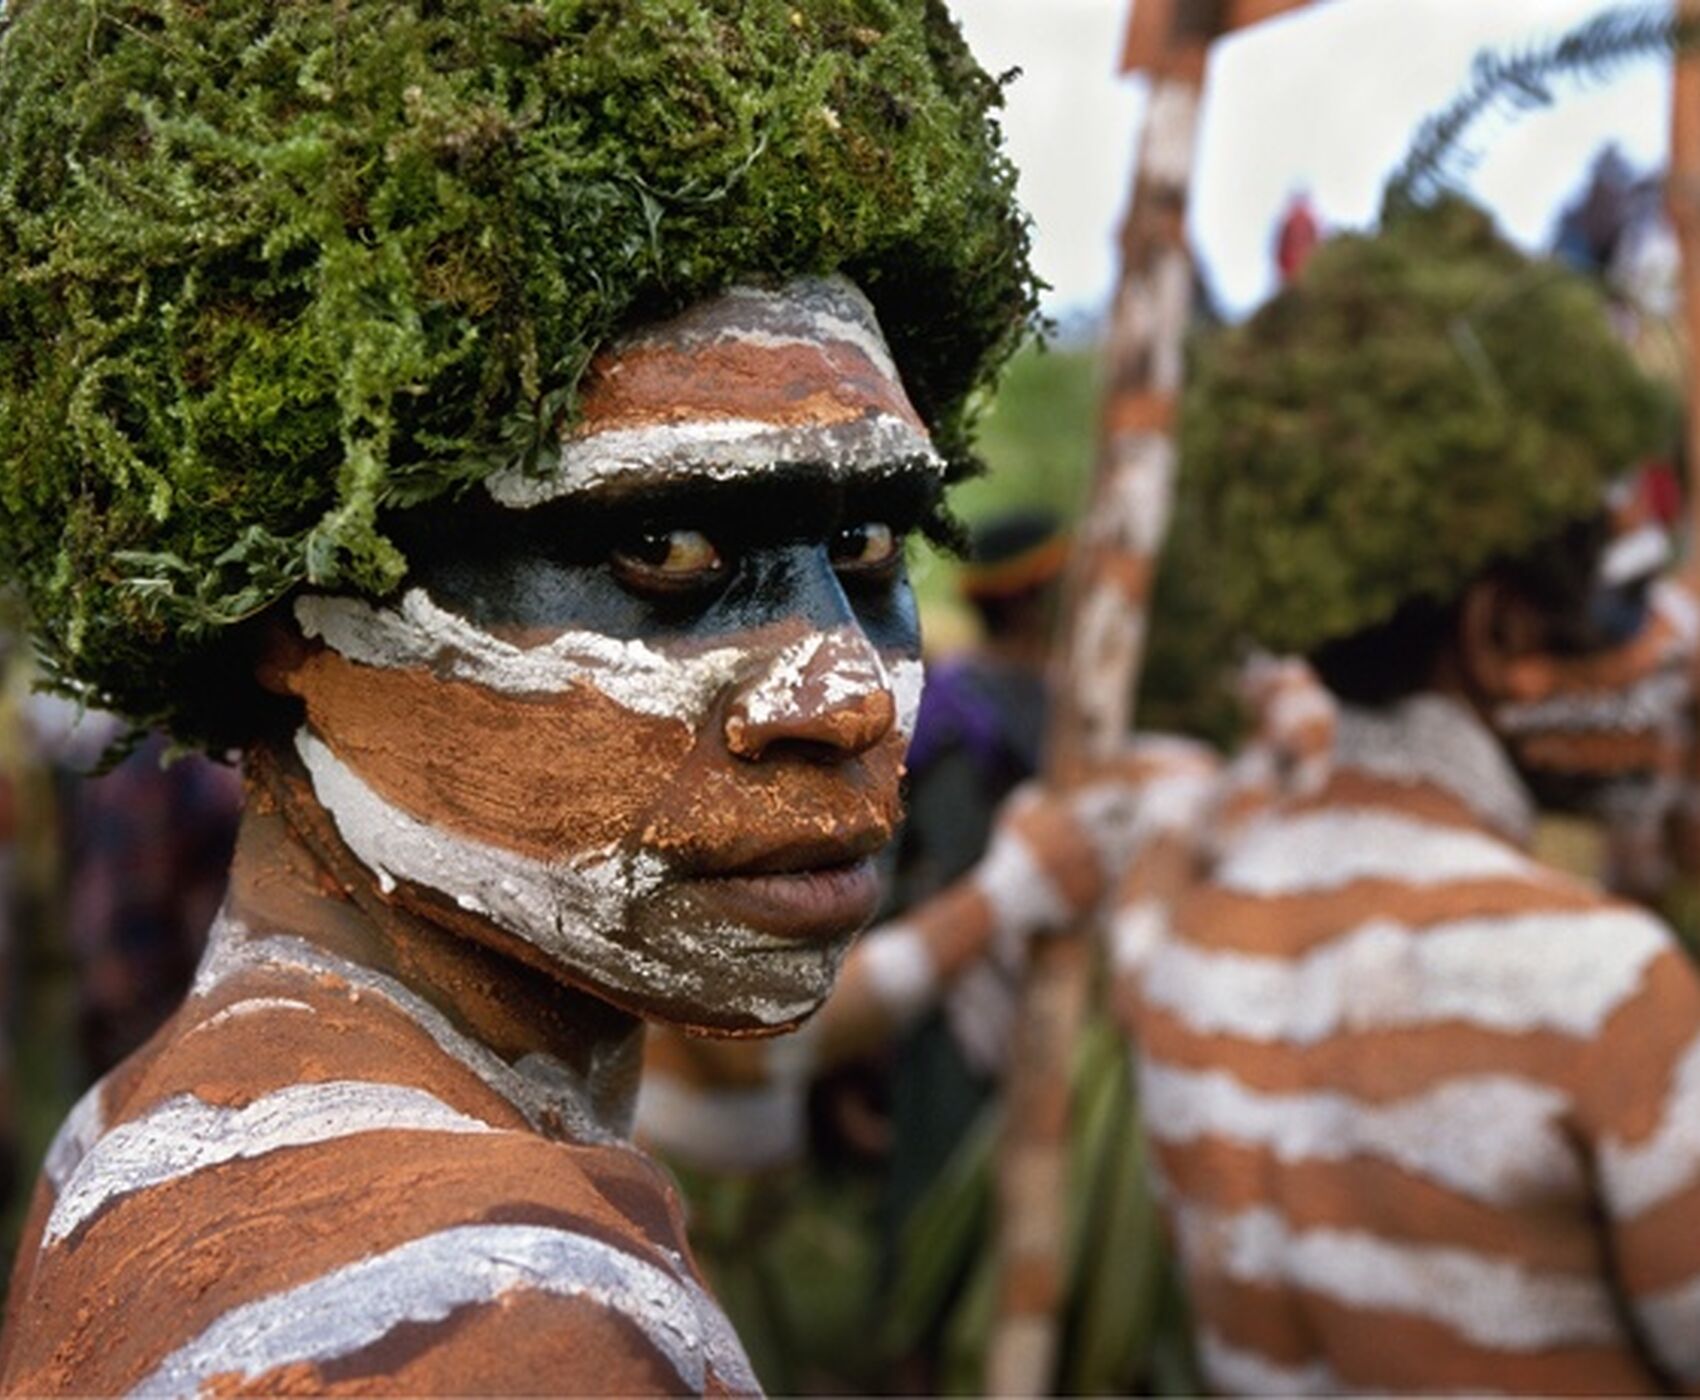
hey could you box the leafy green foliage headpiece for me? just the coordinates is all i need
[0,0,1038,739]
[1179,198,1672,658]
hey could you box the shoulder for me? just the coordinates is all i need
[4,955,756,1394]
[8,1076,752,1394]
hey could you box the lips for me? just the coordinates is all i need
[680,858,881,941]
[675,830,888,941]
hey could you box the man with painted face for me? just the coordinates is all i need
[0,2,1053,1392]
[1116,199,1700,1394]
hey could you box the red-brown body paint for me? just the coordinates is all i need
[0,277,935,1396]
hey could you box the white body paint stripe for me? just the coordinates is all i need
[1198,1328,1347,1396]
[1600,1030,1700,1218]
[857,925,938,1027]
[44,1081,106,1194]
[1142,907,1668,1042]
[296,730,844,1029]
[46,1082,496,1247]
[1333,696,1534,841]
[1639,1272,1700,1381]
[1110,899,1169,976]
[1215,809,1541,896]
[634,1072,806,1174]
[194,912,616,1143]
[1172,1203,1620,1351]
[129,1222,758,1396]
[973,826,1071,958]
[1141,1062,1581,1208]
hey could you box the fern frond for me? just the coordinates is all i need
[1384,5,1697,218]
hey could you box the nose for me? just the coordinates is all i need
[725,627,898,761]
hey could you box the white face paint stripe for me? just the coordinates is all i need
[1141,1061,1581,1209]
[1215,809,1542,897]
[297,590,921,738]
[44,1081,107,1194]
[296,589,752,722]
[129,1223,758,1397]
[627,277,907,383]
[195,911,615,1143]
[633,1071,807,1174]
[482,274,942,508]
[1654,577,1700,646]
[1197,1328,1348,1397]
[1142,907,1670,1043]
[890,656,924,740]
[735,629,890,729]
[1600,1029,1700,1219]
[1171,1203,1621,1352]
[189,996,318,1035]
[1495,669,1691,738]
[1600,522,1671,587]
[45,1082,497,1248]
[295,730,845,1029]
[488,416,941,507]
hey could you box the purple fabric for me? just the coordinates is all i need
[906,659,1017,778]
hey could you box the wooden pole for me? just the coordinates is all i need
[984,2,1313,1391]
[1672,0,1700,575]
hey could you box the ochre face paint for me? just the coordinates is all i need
[485,276,941,505]
[1494,576,1697,800]
[282,276,932,1034]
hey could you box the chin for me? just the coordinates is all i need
[598,896,860,1037]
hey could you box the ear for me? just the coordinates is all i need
[1457,576,1559,704]
[252,614,314,700]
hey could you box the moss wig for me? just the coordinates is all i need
[0,0,1038,740]
[1179,198,1672,659]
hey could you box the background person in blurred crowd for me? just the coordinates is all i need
[886,510,1069,1194]
[1117,198,1700,1395]
[23,699,241,1078]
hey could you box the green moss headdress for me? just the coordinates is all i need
[0,0,1037,741]
[1179,198,1672,658]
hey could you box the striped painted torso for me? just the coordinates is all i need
[1121,694,1700,1394]
[0,907,757,1396]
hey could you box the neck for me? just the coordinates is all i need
[1332,690,1535,844]
[227,742,645,1141]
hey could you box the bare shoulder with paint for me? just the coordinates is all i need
[0,909,754,1397]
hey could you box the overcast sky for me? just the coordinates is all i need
[948,0,1672,317]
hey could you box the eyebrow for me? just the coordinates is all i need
[557,458,944,543]
[388,459,944,565]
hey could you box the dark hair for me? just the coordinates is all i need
[1310,512,1612,706]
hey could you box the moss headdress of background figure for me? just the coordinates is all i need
[0,0,1039,747]
[1177,196,1673,664]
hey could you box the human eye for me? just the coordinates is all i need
[829,521,902,580]
[610,528,728,596]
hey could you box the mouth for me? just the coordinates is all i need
[677,832,886,941]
